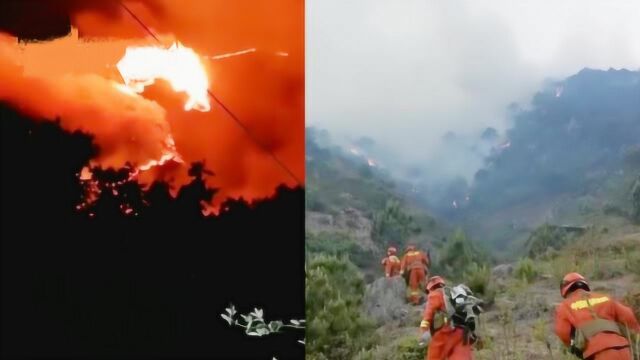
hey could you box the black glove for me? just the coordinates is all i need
[569,346,584,359]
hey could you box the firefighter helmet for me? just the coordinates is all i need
[426,276,446,291]
[560,272,590,298]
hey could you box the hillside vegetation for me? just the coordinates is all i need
[305,69,640,359]
[462,69,640,256]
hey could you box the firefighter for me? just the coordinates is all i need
[381,246,401,278]
[420,276,474,360]
[555,272,640,360]
[400,244,429,304]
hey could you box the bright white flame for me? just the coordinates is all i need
[367,159,376,167]
[138,151,178,171]
[137,135,183,171]
[116,42,210,112]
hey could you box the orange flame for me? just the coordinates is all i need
[116,42,210,112]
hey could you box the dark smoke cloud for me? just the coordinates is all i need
[0,1,164,41]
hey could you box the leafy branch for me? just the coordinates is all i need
[221,304,305,345]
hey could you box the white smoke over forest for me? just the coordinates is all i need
[307,0,640,182]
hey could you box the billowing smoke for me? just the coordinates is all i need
[0,0,303,210]
[0,38,173,170]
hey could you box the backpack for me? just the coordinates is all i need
[432,284,484,344]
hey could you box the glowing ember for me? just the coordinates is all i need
[116,42,211,112]
[75,134,182,213]
[208,48,256,60]
[77,177,101,211]
[79,166,93,180]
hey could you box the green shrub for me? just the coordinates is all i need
[525,224,571,258]
[306,255,376,359]
[463,262,495,304]
[439,229,488,279]
[623,247,640,276]
[514,257,538,283]
[372,199,421,249]
[587,251,624,280]
[393,335,426,360]
[354,335,425,360]
[549,255,585,284]
[305,232,374,269]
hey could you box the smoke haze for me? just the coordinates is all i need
[307,0,640,181]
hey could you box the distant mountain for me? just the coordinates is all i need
[472,68,639,206]
[459,68,640,252]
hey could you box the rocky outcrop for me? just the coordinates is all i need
[491,263,514,280]
[363,276,411,326]
[306,208,378,251]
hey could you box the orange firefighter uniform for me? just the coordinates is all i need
[420,276,473,360]
[554,272,640,360]
[381,247,401,277]
[401,245,429,304]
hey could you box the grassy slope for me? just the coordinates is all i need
[475,222,640,360]
[306,69,640,359]
[307,145,640,359]
[362,218,640,360]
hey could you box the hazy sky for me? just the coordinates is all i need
[307,0,640,179]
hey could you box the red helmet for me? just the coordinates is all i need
[560,272,589,298]
[426,276,446,291]
[387,247,397,255]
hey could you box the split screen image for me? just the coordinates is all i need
[0,1,639,359]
